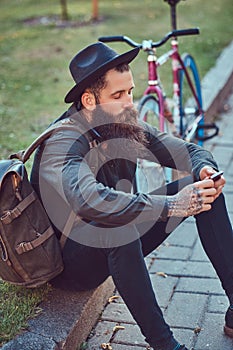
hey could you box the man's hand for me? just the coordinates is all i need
[199,166,225,199]
[167,180,217,217]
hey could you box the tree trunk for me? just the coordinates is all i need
[92,0,98,20]
[60,0,69,21]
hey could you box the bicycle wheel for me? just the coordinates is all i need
[138,94,172,133]
[179,53,204,145]
[136,95,172,192]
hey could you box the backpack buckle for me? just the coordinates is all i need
[1,207,22,224]
[16,241,34,254]
[1,211,12,225]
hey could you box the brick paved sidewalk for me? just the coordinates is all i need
[85,93,233,350]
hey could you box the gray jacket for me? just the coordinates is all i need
[31,106,218,248]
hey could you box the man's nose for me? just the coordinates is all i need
[122,94,133,109]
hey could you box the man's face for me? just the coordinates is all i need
[87,68,148,151]
[97,68,135,116]
[81,67,147,149]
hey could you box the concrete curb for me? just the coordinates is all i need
[1,278,115,350]
[1,40,232,350]
[202,40,233,121]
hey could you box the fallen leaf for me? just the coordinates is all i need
[194,326,202,334]
[156,271,167,278]
[108,295,119,303]
[101,343,112,350]
[113,325,125,333]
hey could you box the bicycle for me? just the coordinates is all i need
[99,0,219,192]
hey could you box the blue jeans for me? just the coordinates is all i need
[52,176,233,349]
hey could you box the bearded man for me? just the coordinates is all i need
[31,43,233,350]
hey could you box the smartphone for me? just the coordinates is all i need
[210,171,224,182]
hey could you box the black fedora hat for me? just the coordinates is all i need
[64,42,139,103]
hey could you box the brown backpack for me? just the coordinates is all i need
[0,118,95,288]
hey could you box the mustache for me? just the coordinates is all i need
[91,105,148,147]
[90,105,138,126]
[116,106,138,123]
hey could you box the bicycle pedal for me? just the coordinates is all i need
[196,122,219,141]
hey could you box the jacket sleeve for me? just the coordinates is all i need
[37,129,168,227]
[141,122,218,179]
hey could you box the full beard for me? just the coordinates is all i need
[90,105,148,157]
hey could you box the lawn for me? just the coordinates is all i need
[0,0,233,158]
[0,0,233,346]
[0,282,50,346]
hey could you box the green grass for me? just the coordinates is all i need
[0,0,233,345]
[0,281,51,346]
[0,0,233,158]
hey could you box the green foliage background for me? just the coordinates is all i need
[0,0,233,157]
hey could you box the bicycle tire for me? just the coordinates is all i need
[138,94,172,133]
[179,53,204,145]
[136,95,172,192]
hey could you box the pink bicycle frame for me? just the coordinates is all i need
[171,39,202,112]
[143,37,203,133]
[143,49,165,131]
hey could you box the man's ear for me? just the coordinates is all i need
[81,91,96,111]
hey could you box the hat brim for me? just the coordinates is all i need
[64,47,139,103]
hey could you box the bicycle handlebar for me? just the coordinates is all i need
[99,28,199,49]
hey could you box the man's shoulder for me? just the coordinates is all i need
[46,118,87,139]
[139,120,160,137]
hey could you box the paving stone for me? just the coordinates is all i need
[181,261,217,279]
[150,274,179,308]
[171,328,196,349]
[165,292,208,329]
[86,320,116,350]
[211,146,233,168]
[194,313,233,350]
[102,302,135,324]
[153,244,191,260]
[224,193,233,213]
[190,238,210,262]
[176,277,224,295]
[208,294,229,313]
[227,163,233,177]
[223,181,233,193]
[112,323,148,347]
[164,221,198,247]
[150,260,217,278]
[150,258,186,275]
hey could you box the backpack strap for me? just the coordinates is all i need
[8,117,100,249]
[15,226,54,255]
[1,191,37,224]
[9,118,97,163]
[59,210,82,249]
